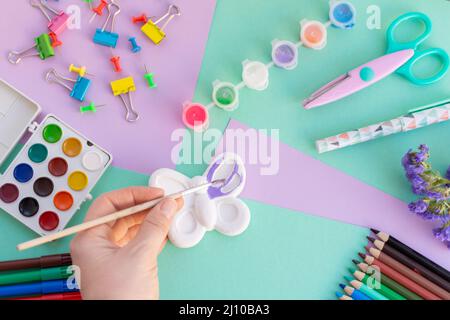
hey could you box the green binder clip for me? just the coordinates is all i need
[8,33,55,64]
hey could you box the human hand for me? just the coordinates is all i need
[70,187,183,300]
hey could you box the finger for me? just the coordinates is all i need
[82,187,164,240]
[85,187,164,222]
[127,198,180,253]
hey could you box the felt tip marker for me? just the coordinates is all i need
[0,265,73,286]
[0,253,72,272]
[11,291,82,300]
[0,279,79,298]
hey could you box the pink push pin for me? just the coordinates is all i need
[182,102,209,131]
[30,0,70,35]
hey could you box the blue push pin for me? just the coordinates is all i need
[128,37,142,53]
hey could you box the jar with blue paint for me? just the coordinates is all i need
[329,0,356,30]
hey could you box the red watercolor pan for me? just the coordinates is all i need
[0,184,19,203]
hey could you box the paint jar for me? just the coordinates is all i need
[242,60,269,91]
[182,102,209,131]
[212,81,239,111]
[300,20,327,50]
[329,0,356,29]
[271,39,298,70]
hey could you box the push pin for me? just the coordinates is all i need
[8,33,55,64]
[46,68,92,102]
[80,102,106,113]
[49,32,63,48]
[110,77,139,122]
[93,2,121,48]
[110,56,122,72]
[131,13,148,24]
[139,4,181,45]
[30,0,70,35]
[128,37,142,53]
[144,65,157,88]
[89,0,108,23]
[83,0,94,10]
[69,64,94,77]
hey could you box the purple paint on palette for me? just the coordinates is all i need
[275,44,295,63]
[206,156,242,199]
[0,0,217,174]
[216,120,450,270]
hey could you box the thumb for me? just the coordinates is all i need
[128,198,178,253]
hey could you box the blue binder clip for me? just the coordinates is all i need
[71,77,91,101]
[45,68,92,102]
[93,2,120,48]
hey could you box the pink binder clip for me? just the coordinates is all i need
[30,0,69,35]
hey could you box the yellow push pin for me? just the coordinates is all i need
[141,5,181,45]
[69,64,94,77]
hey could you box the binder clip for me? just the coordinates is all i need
[30,0,69,35]
[110,77,139,122]
[46,68,92,102]
[93,1,121,48]
[135,5,181,45]
[8,33,55,64]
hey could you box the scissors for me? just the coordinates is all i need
[303,12,450,110]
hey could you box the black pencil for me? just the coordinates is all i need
[371,228,450,283]
[367,236,450,292]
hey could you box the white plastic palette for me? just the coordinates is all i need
[0,79,112,236]
[149,153,250,248]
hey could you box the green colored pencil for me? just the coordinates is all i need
[344,276,389,300]
[349,268,405,300]
[353,259,423,300]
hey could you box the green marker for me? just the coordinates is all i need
[144,65,157,88]
[0,266,73,286]
[349,268,406,300]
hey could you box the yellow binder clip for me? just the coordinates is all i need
[110,77,139,122]
[141,5,181,45]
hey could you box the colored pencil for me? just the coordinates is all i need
[359,253,441,300]
[344,276,389,300]
[367,247,450,300]
[11,291,82,300]
[353,260,422,300]
[0,253,72,272]
[0,265,73,286]
[368,236,450,291]
[371,228,450,283]
[339,284,372,300]
[349,268,405,300]
[335,291,353,300]
[0,279,78,298]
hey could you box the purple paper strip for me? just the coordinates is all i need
[0,0,216,174]
[216,120,450,270]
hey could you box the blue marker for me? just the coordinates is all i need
[0,279,79,298]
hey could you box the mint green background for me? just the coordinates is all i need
[0,162,367,299]
[184,0,450,202]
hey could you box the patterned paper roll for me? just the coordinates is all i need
[316,103,450,154]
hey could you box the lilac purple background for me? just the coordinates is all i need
[0,0,216,174]
[216,120,450,269]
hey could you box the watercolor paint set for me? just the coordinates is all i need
[0,79,112,236]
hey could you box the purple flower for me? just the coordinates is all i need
[425,190,445,201]
[446,166,450,180]
[433,224,450,242]
[408,200,428,214]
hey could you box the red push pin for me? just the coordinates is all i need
[132,13,148,24]
[110,56,122,72]
[89,0,108,23]
[49,32,62,48]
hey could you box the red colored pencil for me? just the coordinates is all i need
[11,292,81,300]
[358,253,441,300]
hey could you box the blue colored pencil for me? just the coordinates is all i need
[0,279,78,298]
[339,283,372,300]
